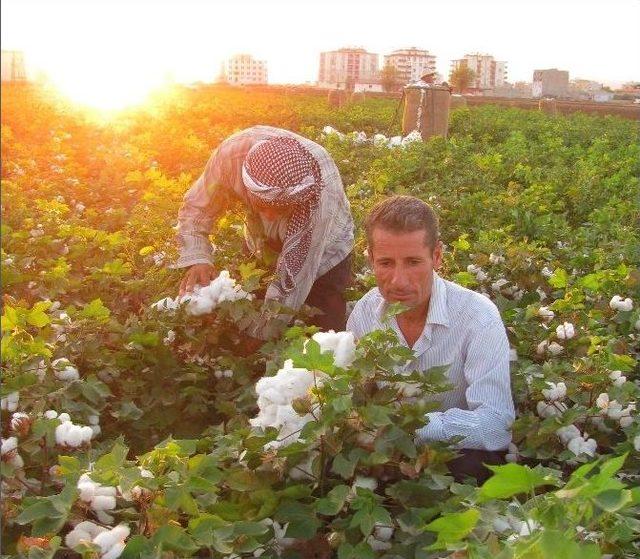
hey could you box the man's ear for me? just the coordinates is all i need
[366,245,374,267]
[433,240,444,270]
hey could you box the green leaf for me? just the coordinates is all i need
[478,463,558,501]
[165,485,200,516]
[79,298,111,321]
[94,440,129,471]
[549,268,569,288]
[188,514,230,546]
[594,489,632,512]
[424,508,480,549]
[316,484,350,516]
[537,529,601,559]
[15,500,61,525]
[150,525,199,553]
[27,308,50,328]
[451,234,471,251]
[275,501,321,539]
[226,470,263,491]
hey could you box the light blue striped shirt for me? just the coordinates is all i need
[346,272,515,451]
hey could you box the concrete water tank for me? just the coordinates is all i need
[402,84,451,139]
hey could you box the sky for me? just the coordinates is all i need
[2,0,639,107]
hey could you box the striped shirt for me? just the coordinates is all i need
[347,272,515,451]
[173,125,354,313]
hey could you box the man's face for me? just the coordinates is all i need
[369,227,443,313]
[248,194,293,221]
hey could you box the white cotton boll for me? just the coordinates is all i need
[467,264,481,274]
[634,435,640,451]
[609,296,633,312]
[55,422,73,445]
[88,415,100,425]
[620,416,633,428]
[94,485,117,498]
[635,318,640,331]
[352,131,368,144]
[489,253,505,265]
[476,269,488,282]
[509,349,518,362]
[556,322,575,340]
[90,425,102,438]
[353,476,378,492]
[311,330,356,368]
[372,133,388,146]
[1,437,18,455]
[536,341,549,355]
[536,287,547,301]
[537,307,555,321]
[322,126,344,138]
[541,267,553,278]
[64,425,86,447]
[58,413,71,423]
[493,516,512,533]
[44,410,59,420]
[596,393,610,410]
[387,135,403,147]
[65,521,106,548]
[91,495,116,511]
[401,130,422,145]
[0,391,19,412]
[78,482,97,502]
[80,426,94,443]
[519,519,540,536]
[151,297,179,312]
[542,381,566,401]
[163,330,176,345]
[567,436,597,457]
[55,366,80,381]
[537,401,567,419]
[556,424,581,445]
[548,342,564,355]
[491,278,509,292]
[609,370,627,387]
[10,412,29,432]
[223,369,233,378]
[289,451,318,481]
[257,386,289,408]
[373,524,394,542]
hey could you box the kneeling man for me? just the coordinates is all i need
[347,195,515,482]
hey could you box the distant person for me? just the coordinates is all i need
[174,126,354,340]
[347,195,515,483]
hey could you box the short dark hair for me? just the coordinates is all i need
[365,195,440,250]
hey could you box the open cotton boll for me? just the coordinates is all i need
[387,135,403,147]
[0,391,19,412]
[401,130,422,145]
[311,330,356,368]
[542,381,566,401]
[536,401,567,418]
[556,424,581,445]
[52,358,80,381]
[44,410,58,420]
[372,133,388,146]
[91,495,117,511]
[366,535,392,552]
[58,413,71,423]
[353,476,378,492]
[609,370,627,387]
[288,451,318,481]
[10,412,30,433]
[609,295,633,312]
[537,307,555,321]
[65,521,107,548]
[567,435,597,457]
[556,322,575,340]
[373,523,394,542]
[1,437,18,456]
[93,524,130,555]
[151,296,179,311]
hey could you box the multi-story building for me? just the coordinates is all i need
[532,68,569,98]
[220,54,268,86]
[318,48,379,90]
[383,47,436,85]
[450,53,507,91]
[1,50,27,82]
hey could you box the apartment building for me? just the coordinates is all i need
[383,47,436,85]
[450,53,507,91]
[221,54,268,86]
[318,48,379,90]
[1,50,27,82]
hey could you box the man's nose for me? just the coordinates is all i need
[389,266,408,289]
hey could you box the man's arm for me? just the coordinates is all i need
[415,318,515,451]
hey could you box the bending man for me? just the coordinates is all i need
[174,125,354,338]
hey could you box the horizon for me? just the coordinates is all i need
[2,0,638,107]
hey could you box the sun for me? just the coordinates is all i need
[51,71,166,112]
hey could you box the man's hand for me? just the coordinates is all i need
[179,264,218,297]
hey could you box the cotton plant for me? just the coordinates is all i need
[467,264,488,282]
[595,393,636,428]
[250,359,325,450]
[65,522,130,559]
[609,370,627,388]
[489,253,505,265]
[536,340,564,356]
[77,473,119,524]
[556,424,597,457]
[537,306,555,322]
[118,468,154,501]
[10,412,31,436]
[152,270,252,316]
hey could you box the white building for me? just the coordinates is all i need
[383,47,436,85]
[450,53,507,91]
[221,54,268,86]
[1,50,27,82]
[318,48,379,90]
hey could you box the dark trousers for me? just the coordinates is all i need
[446,449,507,484]
[304,253,353,332]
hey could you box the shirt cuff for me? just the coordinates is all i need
[169,255,215,269]
[415,412,446,444]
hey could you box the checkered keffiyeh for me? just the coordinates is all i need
[242,137,323,296]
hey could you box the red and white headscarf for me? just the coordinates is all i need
[242,136,323,297]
